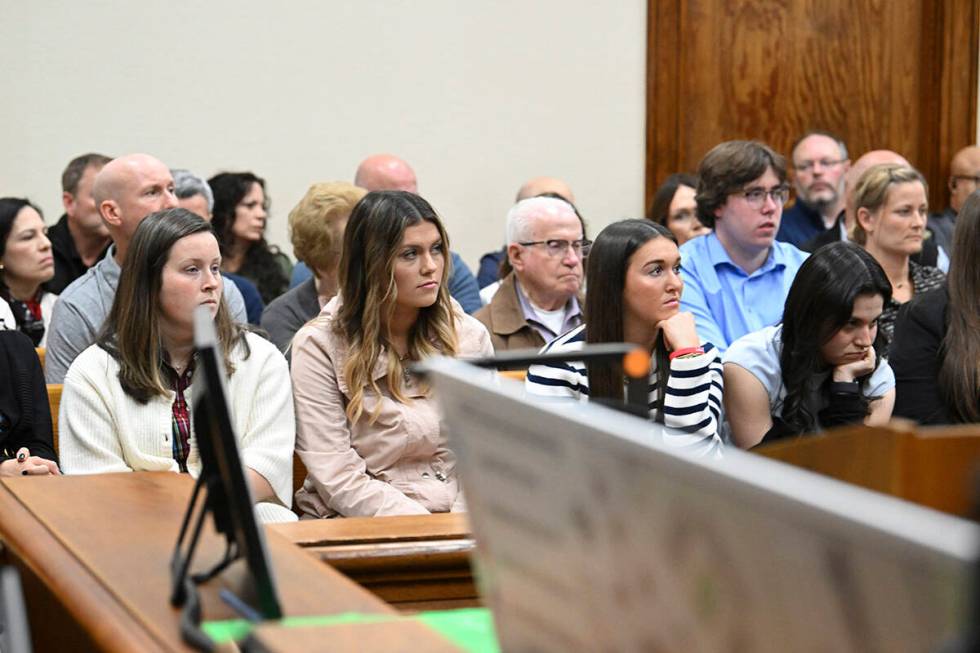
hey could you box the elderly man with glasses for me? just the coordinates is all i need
[777,131,851,248]
[474,196,587,351]
[678,140,809,353]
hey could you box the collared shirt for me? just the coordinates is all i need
[776,199,831,249]
[46,214,111,295]
[679,233,809,353]
[44,245,249,384]
[514,277,582,343]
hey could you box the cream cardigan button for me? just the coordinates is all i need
[421,472,430,479]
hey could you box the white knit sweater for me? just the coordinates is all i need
[59,332,295,521]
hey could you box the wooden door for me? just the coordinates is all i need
[646,0,979,211]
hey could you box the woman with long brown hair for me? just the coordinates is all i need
[59,208,295,521]
[890,192,980,424]
[525,219,723,456]
[290,191,492,518]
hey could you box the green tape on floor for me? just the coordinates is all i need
[202,607,500,652]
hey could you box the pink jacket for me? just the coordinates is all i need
[291,296,493,518]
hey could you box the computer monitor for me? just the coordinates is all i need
[169,307,282,622]
[421,356,977,652]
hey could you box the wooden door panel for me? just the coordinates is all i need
[647,0,978,212]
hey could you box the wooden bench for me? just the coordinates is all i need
[270,513,478,612]
[754,420,980,518]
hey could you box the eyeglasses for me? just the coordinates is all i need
[951,174,980,186]
[733,186,789,208]
[518,238,592,258]
[794,158,846,173]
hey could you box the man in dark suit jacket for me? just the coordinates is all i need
[777,131,850,249]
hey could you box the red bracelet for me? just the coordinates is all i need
[669,346,704,360]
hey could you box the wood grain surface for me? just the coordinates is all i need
[646,0,979,212]
[0,472,460,652]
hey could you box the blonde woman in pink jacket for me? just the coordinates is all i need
[291,191,492,518]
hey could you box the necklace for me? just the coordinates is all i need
[400,352,413,384]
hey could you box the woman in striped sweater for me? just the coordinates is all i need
[525,219,723,456]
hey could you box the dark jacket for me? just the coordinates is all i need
[0,330,57,463]
[777,199,828,249]
[889,286,956,424]
[45,214,110,295]
[260,277,320,357]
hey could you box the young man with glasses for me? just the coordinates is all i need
[777,131,851,248]
[930,144,980,253]
[679,140,809,353]
[474,196,586,351]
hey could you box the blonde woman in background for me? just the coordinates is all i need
[261,182,366,354]
[851,164,945,342]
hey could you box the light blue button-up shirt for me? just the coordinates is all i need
[679,233,808,353]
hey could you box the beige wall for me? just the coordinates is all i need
[0,2,646,273]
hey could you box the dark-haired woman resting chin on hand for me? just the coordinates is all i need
[526,219,724,458]
[723,242,897,449]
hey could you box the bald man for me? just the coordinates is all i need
[354,154,418,192]
[477,176,577,288]
[45,153,247,383]
[930,145,980,252]
[516,176,576,204]
[290,154,484,313]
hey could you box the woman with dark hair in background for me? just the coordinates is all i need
[890,192,980,424]
[724,242,896,448]
[0,330,59,476]
[291,191,492,518]
[0,198,58,346]
[208,172,292,304]
[526,219,723,456]
[59,208,295,522]
[648,173,710,245]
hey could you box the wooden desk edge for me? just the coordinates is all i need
[269,513,472,547]
[0,479,169,652]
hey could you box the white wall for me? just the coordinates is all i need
[0,1,647,272]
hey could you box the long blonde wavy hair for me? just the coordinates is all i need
[334,191,458,424]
